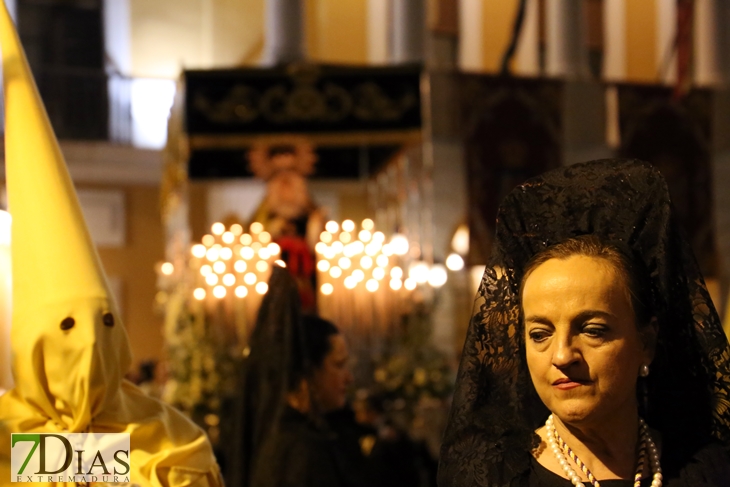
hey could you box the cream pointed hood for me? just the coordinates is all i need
[0,0,130,433]
[0,3,222,485]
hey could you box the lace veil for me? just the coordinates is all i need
[438,159,730,487]
[228,266,310,487]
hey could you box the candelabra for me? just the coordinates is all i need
[190,222,284,335]
[315,218,448,376]
[158,222,285,419]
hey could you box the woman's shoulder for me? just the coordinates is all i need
[663,441,730,486]
[251,411,343,487]
[272,409,334,452]
[687,441,730,461]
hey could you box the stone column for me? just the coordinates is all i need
[602,0,625,80]
[601,0,625,151]
[457,0,483,71]
[515,0,540,76]
[367,0,390,63]
[695,0,730,86]
[391,0,425,63]
[545,0,589,78]
[261,0,306,66]
[656,0,677,84]
[103,0,131,74]
[562,81,612,165]
[548,0,608,164]
[103,0,132,143]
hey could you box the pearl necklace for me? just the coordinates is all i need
[544,415,663,487]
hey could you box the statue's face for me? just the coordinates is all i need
[266,170,310,219]
[522,255,652,427]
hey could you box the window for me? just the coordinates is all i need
[18,0,107,139]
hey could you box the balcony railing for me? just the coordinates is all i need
[34,66,110,141]
[27,66,173,149]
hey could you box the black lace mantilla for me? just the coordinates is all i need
[438,159,730,487]
[228,266,307,487]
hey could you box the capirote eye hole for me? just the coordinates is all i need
[103,313,115,327]
[60,317,75,330]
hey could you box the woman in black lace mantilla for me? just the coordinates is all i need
[438,159,730,487]
[229,267,373,487]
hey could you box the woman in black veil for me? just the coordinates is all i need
[229,265,373,487]
[438,159,730,486]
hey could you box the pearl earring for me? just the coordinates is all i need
[639,364,650,377]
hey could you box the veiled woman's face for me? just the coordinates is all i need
[522,255,653,426]
[311,334,353,412]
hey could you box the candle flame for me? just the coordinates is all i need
[211,222,225,235]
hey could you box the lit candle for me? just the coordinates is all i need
[185,222,282,346]
[315,218,418,340]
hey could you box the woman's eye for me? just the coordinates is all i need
[528,330,550,342]
[582,325,607,338]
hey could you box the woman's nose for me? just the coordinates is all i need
[552,335,580,368]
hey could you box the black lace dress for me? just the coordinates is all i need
[250,407,345,487]
[438,159,730,487]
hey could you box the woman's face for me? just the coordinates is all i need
[312,334,353,412]
[522,255,654,426]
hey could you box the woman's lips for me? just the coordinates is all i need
[552,378,589,390]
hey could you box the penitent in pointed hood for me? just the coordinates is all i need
[0,4,224,486]
[0,0,131,432]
